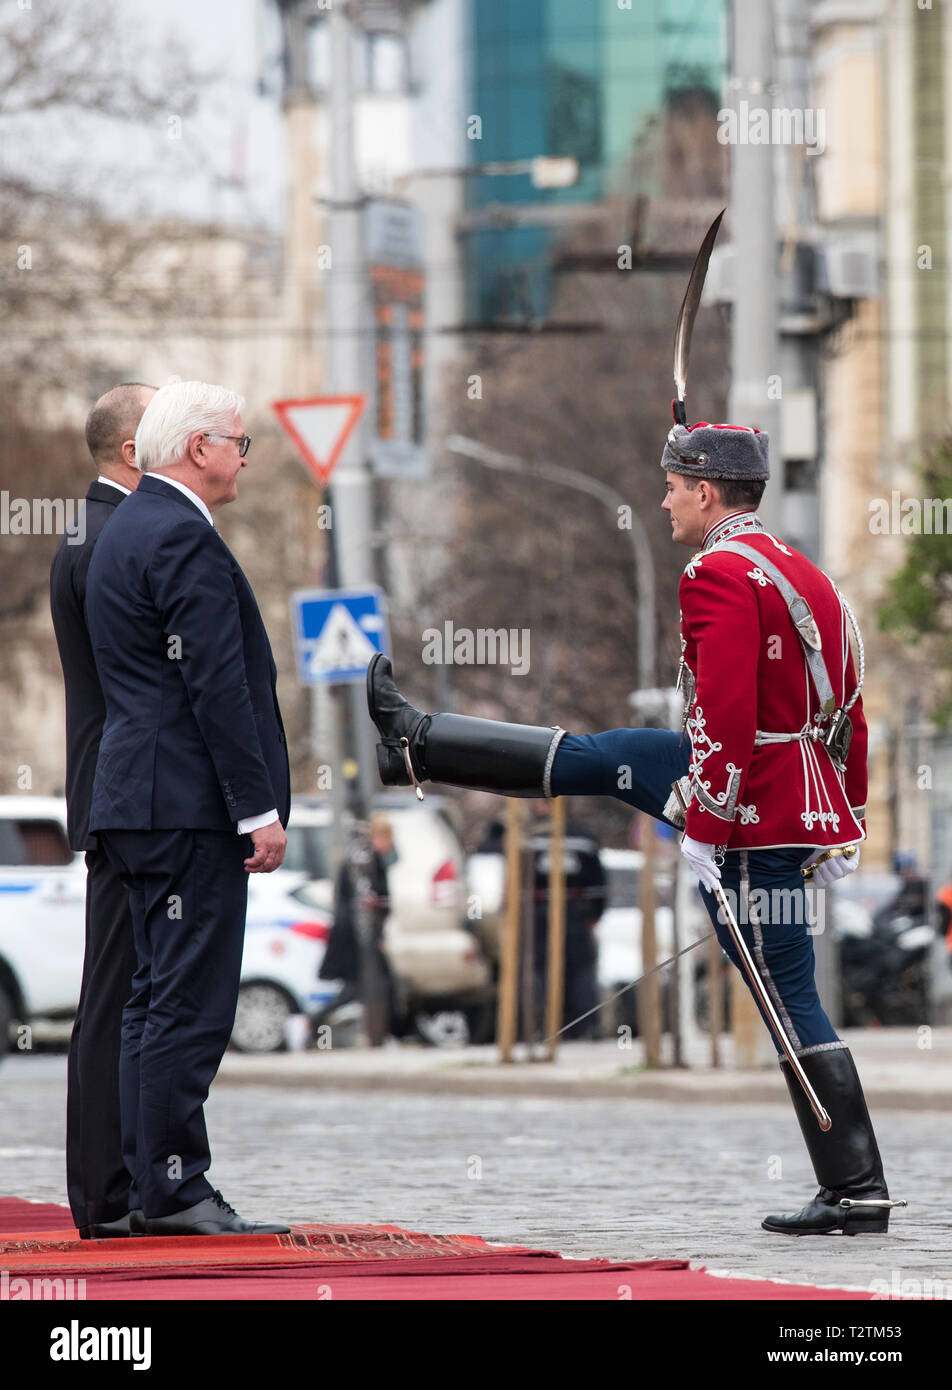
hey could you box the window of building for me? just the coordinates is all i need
[305,16,331,93]
[364,32,409,95]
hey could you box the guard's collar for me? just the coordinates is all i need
[701,509,764,551]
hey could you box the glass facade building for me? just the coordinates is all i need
[466,0,726,322]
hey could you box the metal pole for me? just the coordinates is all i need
[544,797,567,1061]
[520,820,537,1050]
[638,812,662,1067]
[313,682,347,864]
[497,798,525,1062]
[774,0,841,1026]
[445,434,657,691]
[672,854,708,1062]
[774,0,821,561]
[326,1,377,814]
[669,852,683,1067]
[728,0,783,538]
[351,828,388,1047]
[707,931,723,1068]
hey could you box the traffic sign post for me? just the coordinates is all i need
[275,385,379,874]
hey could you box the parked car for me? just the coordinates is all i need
[0,792,492,1057]
[232,876,336,1053]
[0,797,87,1051]
[0,795,344,1059]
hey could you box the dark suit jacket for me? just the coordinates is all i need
[50,480,128,851]
[86,473,290,833]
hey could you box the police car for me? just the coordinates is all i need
[0,797,87,1050]
[0,796,334,1059]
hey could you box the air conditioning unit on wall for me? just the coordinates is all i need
[701,236,879,304]
[817,236,880,300]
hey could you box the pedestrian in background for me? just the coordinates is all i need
[937,878,952,965]
[316,812,396,1046]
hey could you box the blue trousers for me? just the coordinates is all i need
[551,729,840,1055]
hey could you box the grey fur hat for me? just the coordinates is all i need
[660,421,770,481]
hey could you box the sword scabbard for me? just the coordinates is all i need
[713,883,831,1131]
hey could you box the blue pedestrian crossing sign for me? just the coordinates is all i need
[290,587,390,684]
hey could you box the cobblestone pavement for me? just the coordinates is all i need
[1,1054,949,1295]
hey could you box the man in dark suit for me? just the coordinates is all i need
[50,381,156,1239]
[85,379,291,1237]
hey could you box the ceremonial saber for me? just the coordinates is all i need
[711,881,831,1131]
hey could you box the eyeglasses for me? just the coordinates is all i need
[205,433,252,457]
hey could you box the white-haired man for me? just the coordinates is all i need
[85,380,291,1236]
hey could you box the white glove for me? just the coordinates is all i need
[680,834,722,892]
[803,845,860,887]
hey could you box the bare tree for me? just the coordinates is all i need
[0,1,295,793]
[0,0,270,612]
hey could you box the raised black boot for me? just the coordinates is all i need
[762,1046,904,1235]
[366,654,565,798]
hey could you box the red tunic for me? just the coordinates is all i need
[678,511,867,850]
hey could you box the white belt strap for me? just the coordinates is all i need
[713,541,838,716]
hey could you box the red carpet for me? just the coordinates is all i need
[0,1199,873,1300]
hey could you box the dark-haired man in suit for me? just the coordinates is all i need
[50,381,156,1238]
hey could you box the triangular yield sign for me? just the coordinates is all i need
[272,395,366,486]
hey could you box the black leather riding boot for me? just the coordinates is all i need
[762,1046,902,1235]
[366,654,565,798]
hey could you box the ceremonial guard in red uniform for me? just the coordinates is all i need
[670,460,868,855]
[366,216,904,1236]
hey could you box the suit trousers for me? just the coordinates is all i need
[550,728,840,1054]
[101,828,249,1217]
[65,848,138,1228]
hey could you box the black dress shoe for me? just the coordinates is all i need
[78,1211,140,1240]
[141,1190,289,1236]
